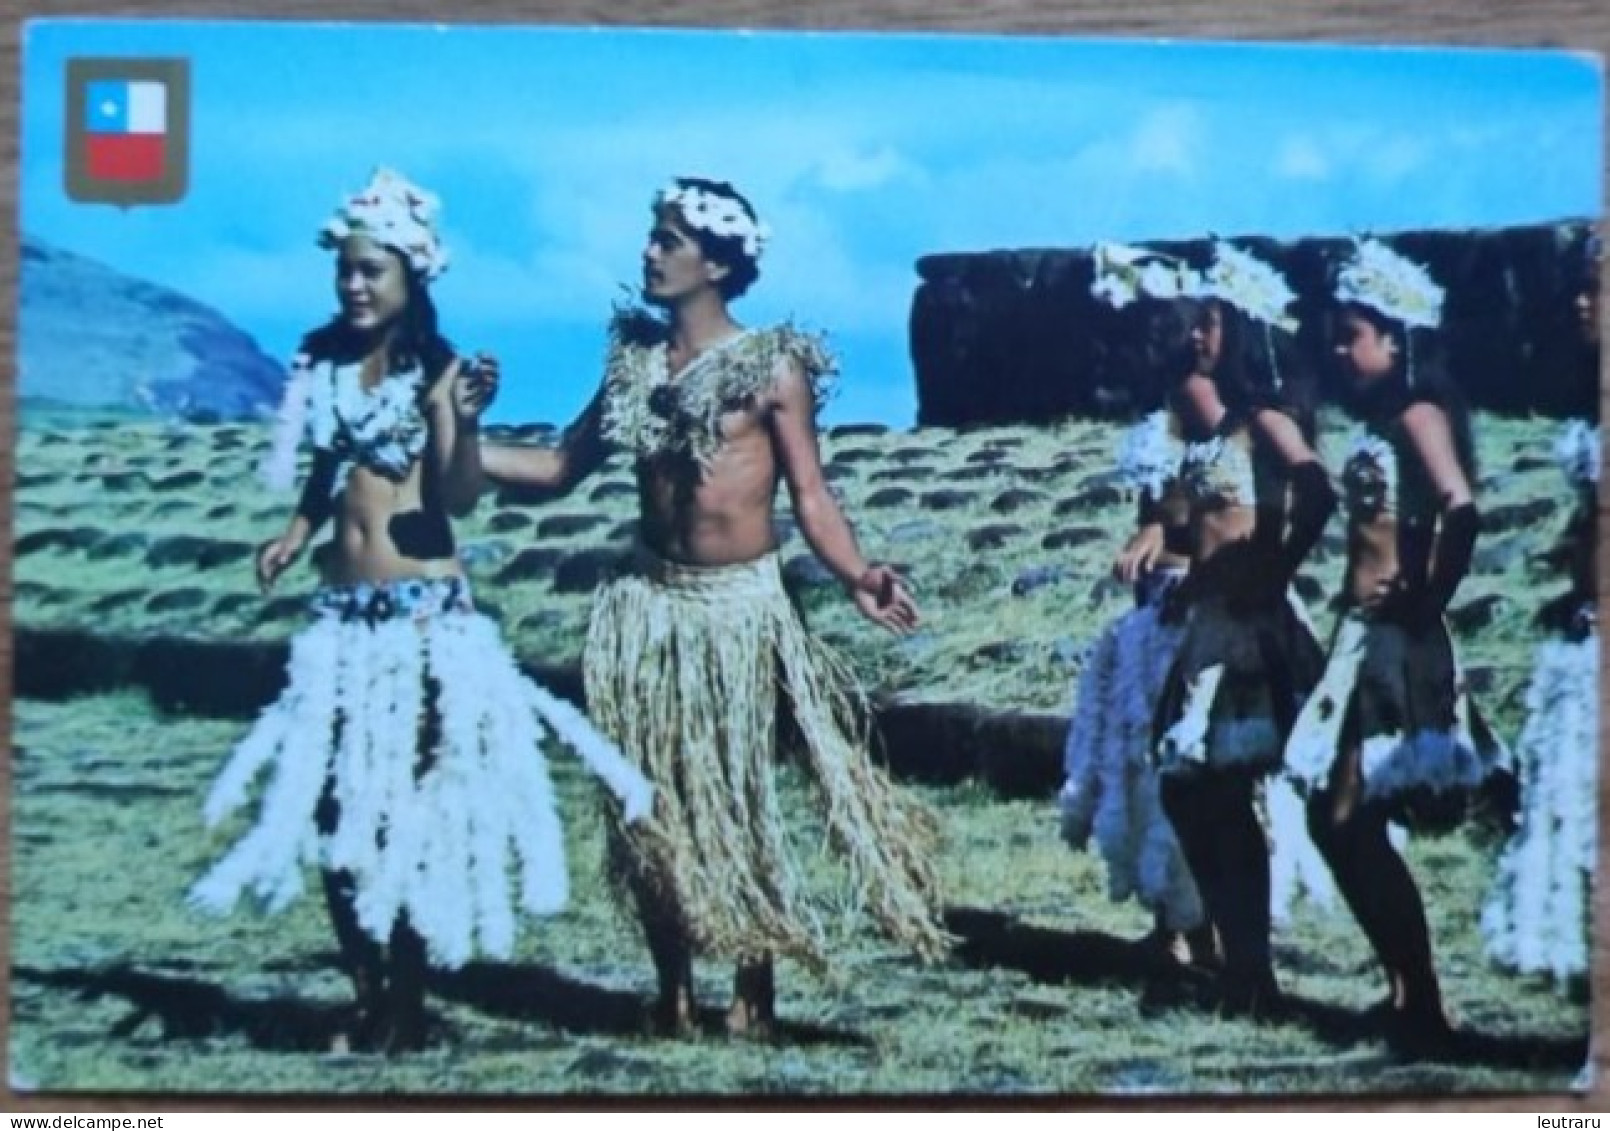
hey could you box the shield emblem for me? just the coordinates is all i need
[65,57,189,205]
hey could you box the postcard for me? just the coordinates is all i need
[10,18,1603,1098]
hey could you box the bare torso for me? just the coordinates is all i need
[1342,419,1440,610]
[1345,510,1399,608]
[634,401,780,567]
[1186,424,1259,566]
[305,356,462,588]
[1155,483,1194,569]
[1195,503,1257,564]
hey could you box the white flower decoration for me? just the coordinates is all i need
[317,167,450,281]
[1555,419,1600,490]
[1191,242,1298,332]
[654,181,770,262]
[1117,410,1182,497]
[1178,434,1228,499]
[1089,242,1195,310]
[1335,237,1444,330]
[1343,428,1398,519]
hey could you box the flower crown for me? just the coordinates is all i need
[318,167,450,281]
[1191,242,1298,332]
[1088,242,1195,309]
[1334,237,1443,330]
[655,180,770,263]
[1555,419,1600,491]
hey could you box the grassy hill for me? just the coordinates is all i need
[12,411,1573,738]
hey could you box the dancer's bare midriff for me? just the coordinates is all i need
[320,462,462,586]
[1346,510,1399,610]
[1194,501,1257,565]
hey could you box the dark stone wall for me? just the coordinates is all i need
[910,219,1600,428]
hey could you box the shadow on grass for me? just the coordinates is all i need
[942,908,1586,1072]
[14,958,872,1053]
[432,961,874,1050]
[13,962,351,1052]
[944,905,1195,988]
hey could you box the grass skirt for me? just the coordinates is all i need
[1286,609,1511,830]
[1482,624,1598,985]
[189,576,653,970]
[1059,568,1204,931]
[583,551,947,970]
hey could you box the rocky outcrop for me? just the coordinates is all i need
[911,219,1599,427]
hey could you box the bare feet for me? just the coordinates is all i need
[1384,998,1457,1061]
[365,1004,429,1055]
[1385,1012,1457,1061]
[1182,925,1223,972]
[1140,924,1222,973]
[725,957,776,1041]
[1216,969,1288,1024]
[650,984,697,1039]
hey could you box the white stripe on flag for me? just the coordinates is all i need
[126,81,168,134]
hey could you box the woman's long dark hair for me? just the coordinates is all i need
[300,249,456,378]
[1182,297,1318,444]
[1340,301,1478,482]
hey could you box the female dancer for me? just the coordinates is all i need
[1289,238,1509,1056]
[1482,232,1599,997]
[1151,242,1335,1016]
[189,168,652,1052]
[1060,242,1205,951]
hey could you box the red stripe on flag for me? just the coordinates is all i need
[85,134,166,183]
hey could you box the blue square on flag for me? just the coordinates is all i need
[66,58,189,205]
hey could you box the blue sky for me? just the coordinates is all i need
[20,20,1605,426]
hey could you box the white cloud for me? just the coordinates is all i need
[752,200,918,334]
[810,145,921,193]
[1363,134,1428,185]
[1274,136,1329,181]
[181,245,325,326]
[1128,105,1200,176]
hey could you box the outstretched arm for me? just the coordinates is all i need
[258,449,338,593]
[478,388,610,499]
[769,359,918,634]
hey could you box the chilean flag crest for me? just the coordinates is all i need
[66,58,190,205]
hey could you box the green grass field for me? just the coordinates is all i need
[9,693,1587,1095]
[8,411,1591,1096]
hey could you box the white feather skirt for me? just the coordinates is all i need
[1482,629,1599,985]
[1286,610,1511,818]
[1059,570,1205,931]
[188,576,653,970]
